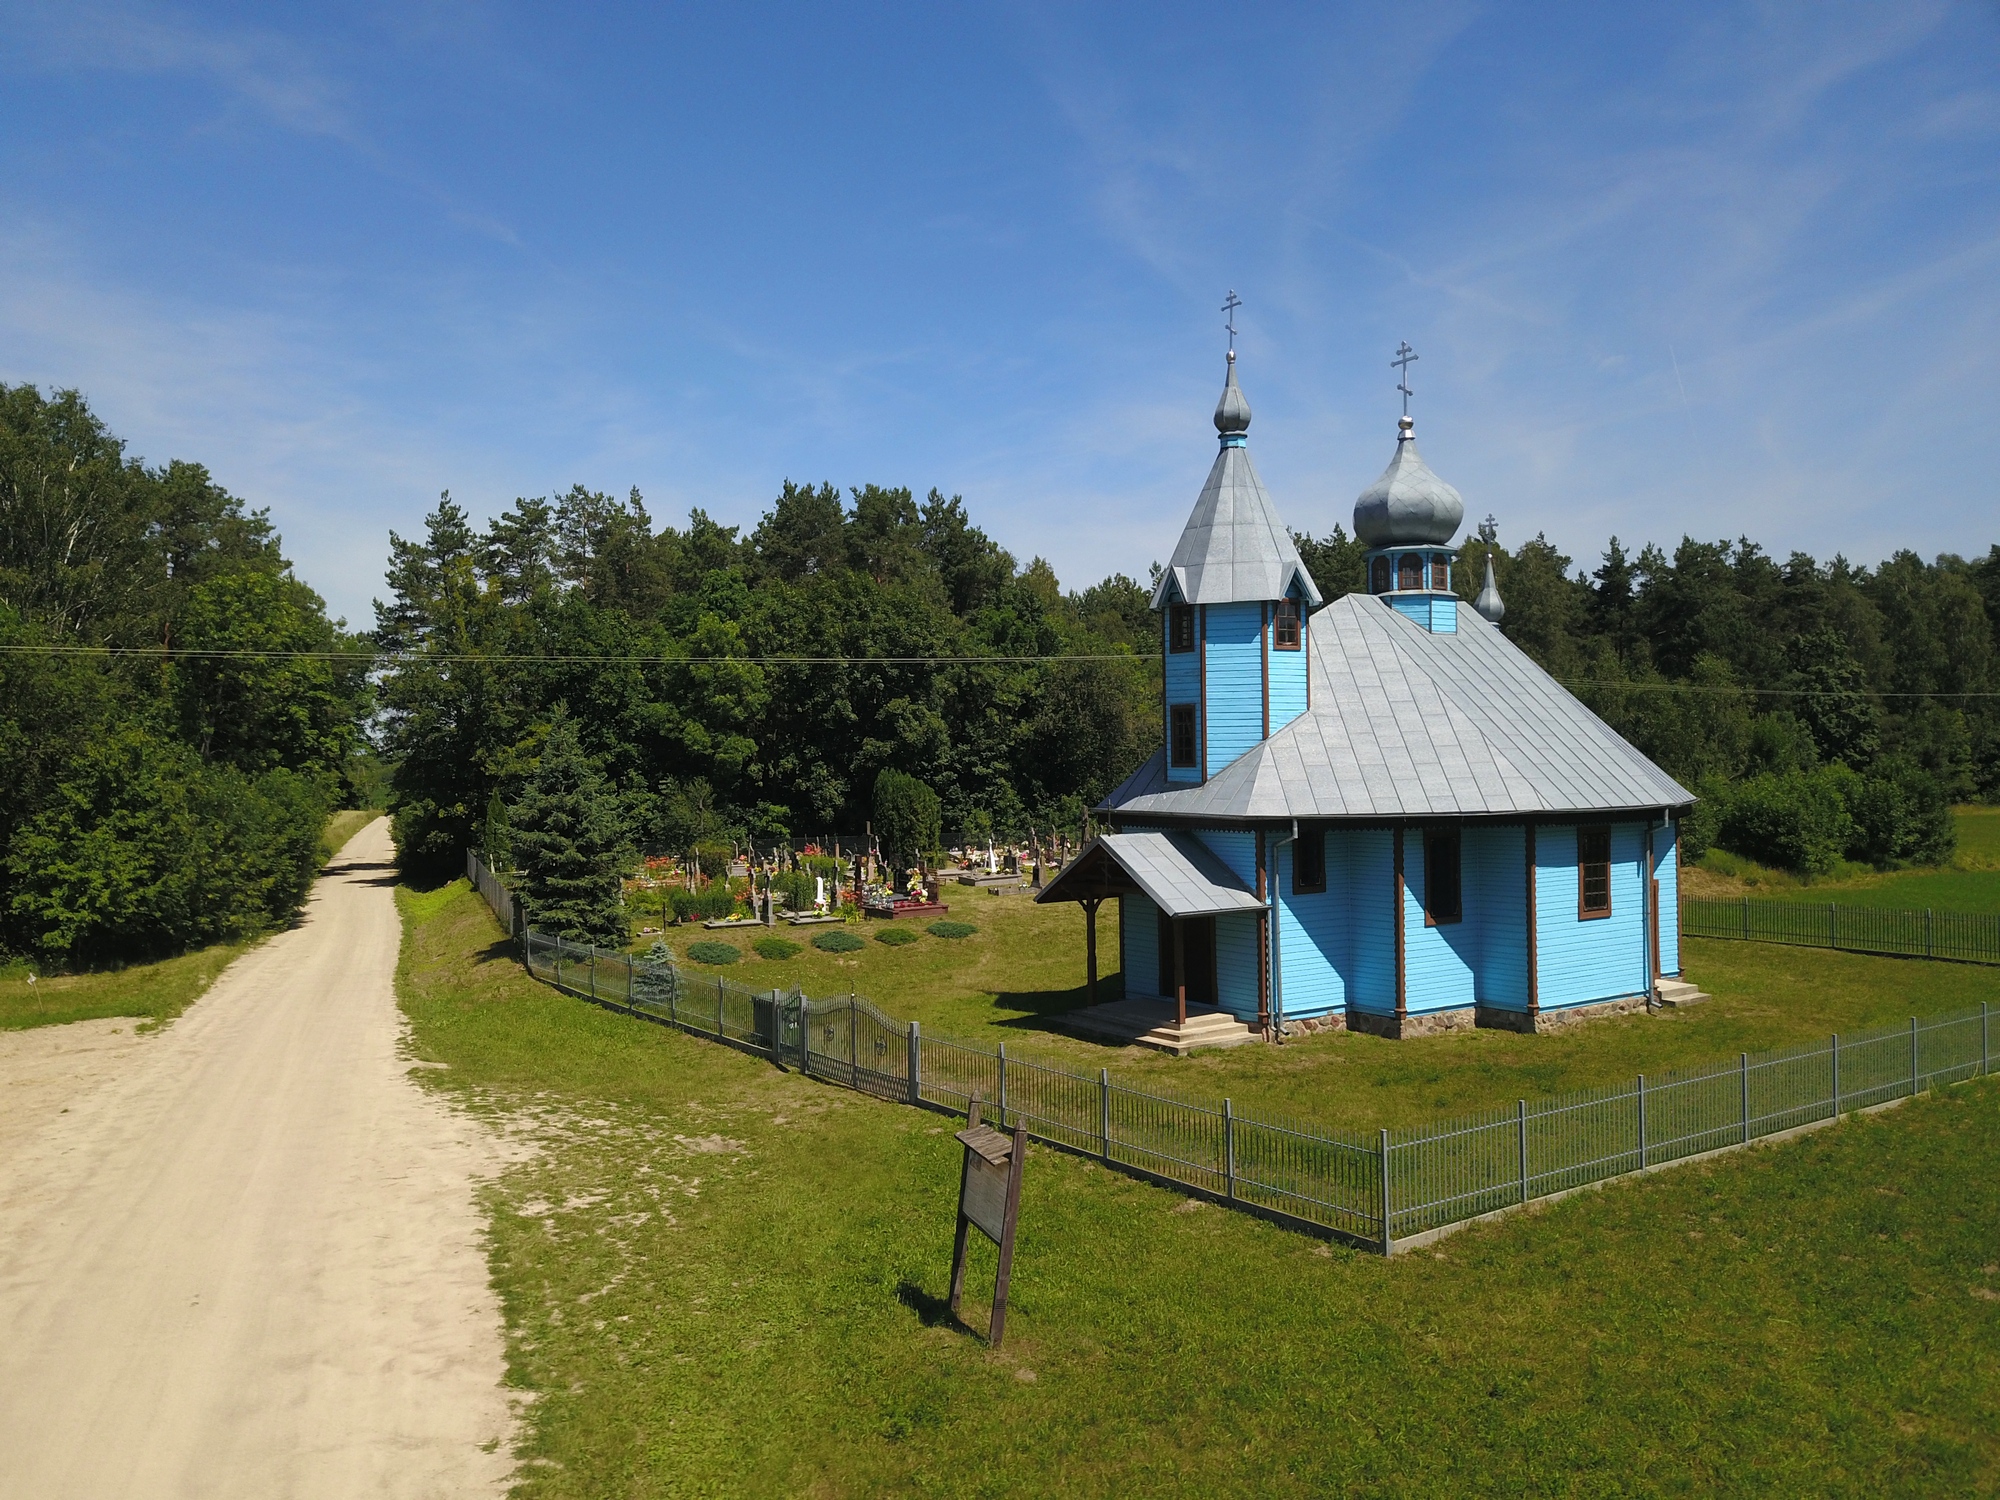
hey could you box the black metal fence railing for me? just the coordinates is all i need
[470,854,1996,1254]
[1682,895,2000,965]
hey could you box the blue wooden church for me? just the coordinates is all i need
[1041,350,1699,1046]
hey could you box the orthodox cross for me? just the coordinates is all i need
[1392,341,1418,417]
[1221,290,1242,352]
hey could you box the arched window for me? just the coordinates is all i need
[1432,554,1450,591]
[1397,553,1424,591]
[1370,556,1391,594]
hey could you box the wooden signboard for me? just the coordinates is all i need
[948,1095,1027,1347]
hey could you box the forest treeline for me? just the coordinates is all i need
[0,385,370,965]
[5,382,1998,963]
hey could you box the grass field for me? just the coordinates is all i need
[1687,806,2000,910]
[397,880,2000,1497]
[0,810,379,1033]
[617,887,2000,1130]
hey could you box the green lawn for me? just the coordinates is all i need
[0,940,252,1032]
[1692,806,2000,911]
[398,880,2000,1497]
[618,887,2000,1130]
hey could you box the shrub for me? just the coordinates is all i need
[685,940,740,965]
[872,769,941,873]
[773,870,817,910]
[692,842,734,880]
[928,920,977,939]
[668,886,701,923]
[875,925,919,946]
[694,885,739,921]
[812,929,864,954]
[1716,769,1856,875]
[753,936,801,961]
[1839,757,1956,866]
[802,853,844,880]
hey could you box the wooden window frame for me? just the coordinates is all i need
[1422,826,1462,926]
[1397,553,1424,592]
[1431,554,1450,592]
[1291,825,1326,895]
[1272,597,1302,651]
[1169,703,1198,768]
[1169,604,1196,653]
[1578,824,1612,919]
[1370,555,1391,595]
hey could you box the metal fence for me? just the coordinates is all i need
[1683,894,2000,965]
[471,854,1995,1254]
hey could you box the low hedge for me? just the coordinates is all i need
[811,929,865,954]
[752,936,802,961]
[684,940,741,965]
[927,920,977,939]
[875,926,920,947]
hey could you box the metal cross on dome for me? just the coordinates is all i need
[1392,341,1419,417]
[1222,290,1242,352]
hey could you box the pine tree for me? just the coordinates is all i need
[510,711,630,946]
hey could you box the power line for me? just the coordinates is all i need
[1,641,1995,698]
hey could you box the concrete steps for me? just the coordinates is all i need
[1657,977,1711,1008]
[1056,997,1261,1055]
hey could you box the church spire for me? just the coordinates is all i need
[1213,350,1251,446]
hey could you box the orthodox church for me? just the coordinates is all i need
[1041,348,1697,1044]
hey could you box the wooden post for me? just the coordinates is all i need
[1393,827,1407,1020]
[948,1095,982,1318]
[1083,897,1101,1005]
[1174,918,1188,1029]
[988,1121,1028,1348]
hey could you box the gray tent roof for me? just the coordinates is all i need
[1037,831,1265,917]
[1149,360,1323,611]
[1102,593,1694,821]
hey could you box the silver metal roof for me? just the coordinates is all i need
[1102,593,1695,821]
[1149,360,1324,611]
[1037,831,1266,917]
[1352,419,1465,547]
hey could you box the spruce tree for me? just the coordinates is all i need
[510,711,629,946]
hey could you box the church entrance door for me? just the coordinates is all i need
[1156,913,1217,1009]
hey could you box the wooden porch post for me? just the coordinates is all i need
[1174,918,1188,1028]
[1083,897,1101,1005]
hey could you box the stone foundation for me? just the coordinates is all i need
[1346,1007,1476,1040]
[1279,1012,1347,1038]
[1476,994,1650,1034]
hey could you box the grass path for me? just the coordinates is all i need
[399,880,2000,1497]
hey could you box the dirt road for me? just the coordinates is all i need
[0,820,515,1498]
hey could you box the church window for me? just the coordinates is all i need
[1273,598,1301,650]
[1169,604,1196,653]
[1370,556,1391,594]
[1170,704,1198,767]
[1578,825,1612,917]
[1423,827,1461,925]
[1397,553,1424,591]
[1292,825,1325,894]
[1432,554,1450,591]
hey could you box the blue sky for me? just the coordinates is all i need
[3,1,1997,626]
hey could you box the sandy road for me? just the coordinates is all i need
[0,820,515,1499]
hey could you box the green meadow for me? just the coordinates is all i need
[399,880,2000,1496]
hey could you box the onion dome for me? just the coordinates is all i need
[1213,349,1251,438]
[1473,553,1505,623]
[1352,415,1464,546]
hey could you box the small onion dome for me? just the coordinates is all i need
[1353,415,1464,546]
[1473,553,1505,623]
[1213,349,1251,437]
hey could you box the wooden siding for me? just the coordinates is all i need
[1387,595,1459,634]
[1274,841,1346,1017]
[1214,911,1263,1023]
[1197,826,1259,888]
[1202,603,1266,772]
[1163,627,1202,783]
[1267,609,1310,734]
[1656,823,1680,976]
[1464,822,1529,1011]
[1333,827,1397,1014]
[1535,822,1648,1007]
[1121,892,1161,998]
[1403,833,1475,1012]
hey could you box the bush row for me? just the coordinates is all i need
[1683,759,1956,875]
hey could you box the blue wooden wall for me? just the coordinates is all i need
[1464,823,1529,1011]
[1388,596,1458,633]
[1535,822,1648,1008]
[1215,913,1262,1024]
[1404,833,1475,1012]
[1275,840,1345,1018]
[1268,596,1309,736]
[1163,614,1200,784]
[1655,822,1680,976]
[1203,603,1265,773]
[1331,828,1396,1014]
[1121,891,1160,998]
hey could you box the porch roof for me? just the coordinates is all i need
[1036,832,1265,918]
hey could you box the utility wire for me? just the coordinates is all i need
[2,641,1996,698]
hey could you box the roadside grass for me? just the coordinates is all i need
[321,809,380,863]
[397,880,2000,1497]
[597,885,2000,1130]
[0,940,252,1032]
